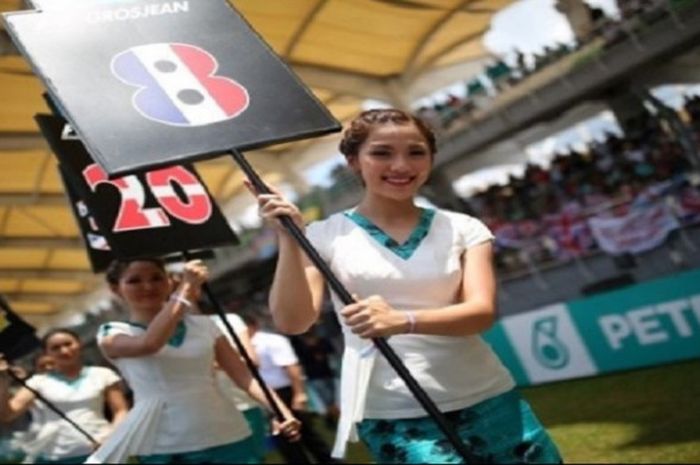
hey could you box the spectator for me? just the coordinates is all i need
[290,326,340,428]
[245,314,337,464]
[459,96,699,274]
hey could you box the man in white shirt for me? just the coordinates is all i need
[246,314,337,464]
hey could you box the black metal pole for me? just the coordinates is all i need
[6,370,99,447]
[181,251,310,464]
[230,149,479,463]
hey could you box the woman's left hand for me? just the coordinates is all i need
[0,354,26,380]
[340,295,409,339]
[272,417,302,442]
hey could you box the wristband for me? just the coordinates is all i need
[404,311,416,334]
[169,294,193,309]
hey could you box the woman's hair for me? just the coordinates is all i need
[339,108,437,158]
[41,328,81,351]
[105,257,167,285]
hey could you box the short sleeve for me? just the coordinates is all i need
[90,366,121,388]
[96,322,135,360]
[305,217,333,262]
[24,373,45,392]
[97,322,133,346]
[210,313,246,335]
[458,215,495,249]
[269,335,299,367]
[189,315,223,341]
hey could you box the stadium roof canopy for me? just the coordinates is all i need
[0,0,513,328]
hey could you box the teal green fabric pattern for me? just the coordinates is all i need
[46,367,87,388]
[344,208,436,260]
[101,321,187,348]
[135,437,259,464]
[242,407,268,462]
[35,454,90,464]
[357,390,562,464]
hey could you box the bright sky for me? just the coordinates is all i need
[484,0,619,58]
[484,0,575,58]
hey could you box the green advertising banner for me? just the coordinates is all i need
[484,268,700,386]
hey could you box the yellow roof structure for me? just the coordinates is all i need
[0,0,513,328]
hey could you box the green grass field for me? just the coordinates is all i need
[525,359,700,464]
[269,360,700,463]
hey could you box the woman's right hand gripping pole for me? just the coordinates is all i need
[243,180,325,335]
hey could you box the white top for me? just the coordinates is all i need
[210,313,259,411]
[250,331,299,390]
[305,208,515,457]
[23,366,120,460]
[11,402,48,455]
[86,315,251,463]
[211,312,247,336]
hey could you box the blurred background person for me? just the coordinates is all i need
[245,314,338,464]
[290,326,340,429]
[0,329,128,464]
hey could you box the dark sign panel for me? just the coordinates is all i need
[58,165,116,273]
[6,0,341,176]
[0,295,40,362]
[35,114,238,260]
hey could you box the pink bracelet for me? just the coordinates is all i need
[404,311,416,334]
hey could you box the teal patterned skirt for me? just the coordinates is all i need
[357,390,562,464]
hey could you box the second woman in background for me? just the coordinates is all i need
[87,258,300,464]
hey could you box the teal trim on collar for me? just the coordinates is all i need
[100,323,112,338]
[47,367,87,388]
[344,208,436,260]
[126,320,187,348]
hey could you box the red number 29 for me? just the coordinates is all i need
[82,164,213,232]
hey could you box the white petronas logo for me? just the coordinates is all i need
[532,316,570,369]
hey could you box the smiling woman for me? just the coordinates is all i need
[87,258,301,464]
[0,329,129,464]
[250,108,564,463]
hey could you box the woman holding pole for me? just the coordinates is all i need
[87,258,300,464]
[249,109,563,463]
[0,329,128,464]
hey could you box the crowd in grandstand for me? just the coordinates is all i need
[415,0,691,132]
[461,95,700,274]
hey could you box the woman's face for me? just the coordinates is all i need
[44,334,81,370]
[350,123,432,201]
[112,261,171,313]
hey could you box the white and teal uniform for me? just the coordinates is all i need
[88,315,252,463]
[22,366,120,463]
[305,207,517,458]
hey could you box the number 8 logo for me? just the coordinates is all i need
[83,164,213,232]
[111,43,249,127]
